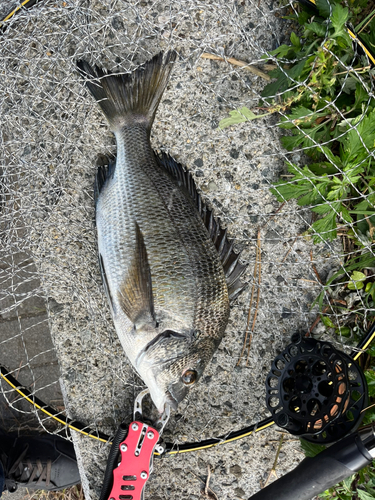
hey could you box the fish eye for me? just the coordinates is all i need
[182,369,197,385]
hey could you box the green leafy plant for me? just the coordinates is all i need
[222,0,375,328]
[319,473,375,500]
[220,0,375,497]
[219,1,375,254]
[218,107,269,129]
[262,0,375,248]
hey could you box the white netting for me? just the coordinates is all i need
[0,0,374,499]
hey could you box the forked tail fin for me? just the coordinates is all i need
[77,51,177,133]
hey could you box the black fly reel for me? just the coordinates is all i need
[266,333,368,444]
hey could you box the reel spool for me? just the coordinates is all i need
[266,333,367,444]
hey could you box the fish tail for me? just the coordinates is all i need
[77,51,177,133]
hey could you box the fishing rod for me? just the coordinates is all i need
[244,326,375,500]
[248,424,375,500]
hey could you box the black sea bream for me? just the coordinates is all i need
[77,52,246,412]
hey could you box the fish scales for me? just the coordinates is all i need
[78,52,246,412]
[97,125,229,341]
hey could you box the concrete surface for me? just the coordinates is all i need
[0,250,64,499]
[1,4,65,489]
[0,252,63,418]
[0,1,347,499]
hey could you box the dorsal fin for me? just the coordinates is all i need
[156,151,247,302]
[94,159,116,204]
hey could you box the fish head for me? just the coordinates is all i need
[135,329,217,413]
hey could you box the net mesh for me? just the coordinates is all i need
[0,0,374,498]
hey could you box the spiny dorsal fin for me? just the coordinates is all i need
[156,151,247,301]
[117,222,156,327]
[94,159,116,204]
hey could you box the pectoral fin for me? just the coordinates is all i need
[117,222,156,327]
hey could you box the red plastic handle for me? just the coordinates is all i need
[108,421,159,500]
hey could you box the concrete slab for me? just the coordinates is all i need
[0,250,63,408]
[0,250,65,490]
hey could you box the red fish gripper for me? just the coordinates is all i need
[108,421,159,500]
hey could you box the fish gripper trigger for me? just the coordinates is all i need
[108,421,159,500]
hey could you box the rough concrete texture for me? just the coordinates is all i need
[0,1,349,499]
[0,249,64,499]
[0,250,63,419]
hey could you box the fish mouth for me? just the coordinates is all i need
[150,386,179,414]
[151,384,189,413]
[168,380,189,407]
[163,390,179,412]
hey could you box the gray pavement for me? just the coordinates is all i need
[0,252,63,419]
[0,251,65,499]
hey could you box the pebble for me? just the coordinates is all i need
[158,15,169,23]
[282,307,292,318]
[235,487,246,496]
[208,181,219,192]
[229,464,242,477]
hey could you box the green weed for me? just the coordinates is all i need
[220,0,375,497]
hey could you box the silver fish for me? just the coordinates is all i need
[77,52,246,412]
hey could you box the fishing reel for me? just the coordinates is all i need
[266,333,368,444]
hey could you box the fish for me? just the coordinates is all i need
[77,52,247,413]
